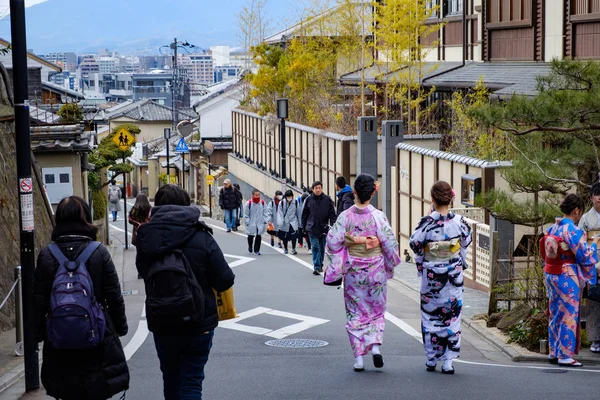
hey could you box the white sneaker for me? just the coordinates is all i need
[353,361,364,371]
[442,360,455,374]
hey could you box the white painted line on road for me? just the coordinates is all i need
[110,223,133,237]
[384,311,423,344]
[219,306,330,339]
[123,319,149,361]
[264,310,329,339]
[454,359,600,373]
[223,254,255,268]
[208,223,317,271]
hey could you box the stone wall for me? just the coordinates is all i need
[0,64,53,332]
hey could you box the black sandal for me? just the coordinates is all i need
[373,354,384,368]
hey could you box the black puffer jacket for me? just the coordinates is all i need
[34,235,129,400]
[219,186,239,210]
[136,205,235,334]
[301,193,337,237]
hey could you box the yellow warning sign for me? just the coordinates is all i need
[112,128,135,152]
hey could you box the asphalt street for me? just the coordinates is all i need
[3,210,600,400]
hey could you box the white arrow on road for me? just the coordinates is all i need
[223,254,255,268]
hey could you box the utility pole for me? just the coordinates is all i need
[10,0,40,391]
[171,38,179,134]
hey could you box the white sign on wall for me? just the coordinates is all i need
[42,167,73,204]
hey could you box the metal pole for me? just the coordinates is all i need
[182,153,185,189]
[123,153,128,250]
[10,0,40,390]
[280,117,286,192]
[208,156,212,218]
[171,38,179,133]
[14,266,24,357]
[165,128,171,181]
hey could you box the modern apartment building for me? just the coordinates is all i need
[39,52,77,72]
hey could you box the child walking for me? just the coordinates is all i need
[277,190,299,255]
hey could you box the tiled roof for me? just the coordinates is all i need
[397,143,512,168]
[41,81,85,100]
[340,62,464,85]
[423,62,551,97]
[30,123,93,153]
[108,99,197,122]
[29,105,60,124]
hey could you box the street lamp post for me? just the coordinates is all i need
[164,128,171,182]
[277,98,288,193]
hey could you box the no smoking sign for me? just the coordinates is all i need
[19,178,33,193]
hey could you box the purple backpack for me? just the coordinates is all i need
[47,241,106,349]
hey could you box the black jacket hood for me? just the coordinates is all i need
[136,205,212,254]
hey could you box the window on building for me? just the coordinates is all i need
[447,0,462,16]
[59,174,70,183]
[426,0,439,17]
[44,174,55,184]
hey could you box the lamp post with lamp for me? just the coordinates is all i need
[277,98,288,193]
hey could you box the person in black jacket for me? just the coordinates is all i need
[219,179,240,232]
[301,181,337,275]
[33,196,129,400]
[335,176,355,215]
[136,184,235,400]
[233,183,243,231]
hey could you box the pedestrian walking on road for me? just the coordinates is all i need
[325,174,401,372]
[577,183,600,354]
[108,179,122,221]
[244,189,268,255]
[219,179,240,232]
[409,181,472,374]
[129,192,151,247]
[296,188,312,251]
[335,176,355,215]
[302,181,337,275]
[277,189,299,255]
[267,190,284,248]
[33,196,129,400]
[233,183,243,231]
[540,194,599,367]
[136,184,235,400]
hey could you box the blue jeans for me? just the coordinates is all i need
[224,209,237,230]
[153,330,214,400]
[309,235,326,270]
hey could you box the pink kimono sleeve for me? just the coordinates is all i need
[374,212,401,279]
[324,214,348,284]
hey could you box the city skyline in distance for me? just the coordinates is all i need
[0,0,308,55]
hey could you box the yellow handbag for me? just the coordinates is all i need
[213,287,237,321]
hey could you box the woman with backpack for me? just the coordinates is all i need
[108,179,122,222]
[244,189,268,256]
[33,196,129,400]
[277,189,299,255]
[129,192,151,247]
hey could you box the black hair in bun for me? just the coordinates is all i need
[354,174,375,204]
[560,193,584,215]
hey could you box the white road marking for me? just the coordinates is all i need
[219,306,329,339]
[384,312,423,344]
[109,223,133,237]
[223,254,255,268]
[123,319,149,361]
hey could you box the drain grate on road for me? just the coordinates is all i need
[265,339,329,348]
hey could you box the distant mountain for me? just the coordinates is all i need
[0,0,306,55]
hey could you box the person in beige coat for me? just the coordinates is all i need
[577,182,600,354]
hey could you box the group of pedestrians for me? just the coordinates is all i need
[33,184,235,400]
[237,177,354,275]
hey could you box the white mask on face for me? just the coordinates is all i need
[277,195,283,200]
[286,197,293,202]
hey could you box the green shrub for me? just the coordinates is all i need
[91,189,107,221]
[507,309,548,351]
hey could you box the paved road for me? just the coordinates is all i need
[3,214,600,399]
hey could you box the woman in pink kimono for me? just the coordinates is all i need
[324,174,401,372]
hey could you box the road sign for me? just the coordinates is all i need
[112,128,135,152]
[175,137,189,154]
[206,174,215,185]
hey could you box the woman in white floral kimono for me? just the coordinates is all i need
[410,181,472,375]
[324,174,401,371]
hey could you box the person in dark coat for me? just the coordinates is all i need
[136,184,235,400]
[219,179,240,232]
[33,196,129,400]
[233,183,243,231]
[301,181,337,275]
[335,176,355,215]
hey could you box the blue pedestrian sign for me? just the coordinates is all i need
[175,137,189,154]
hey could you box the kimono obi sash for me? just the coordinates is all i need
[424,238,460,262]
[344,234,382,258]
[539,234,576,275]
